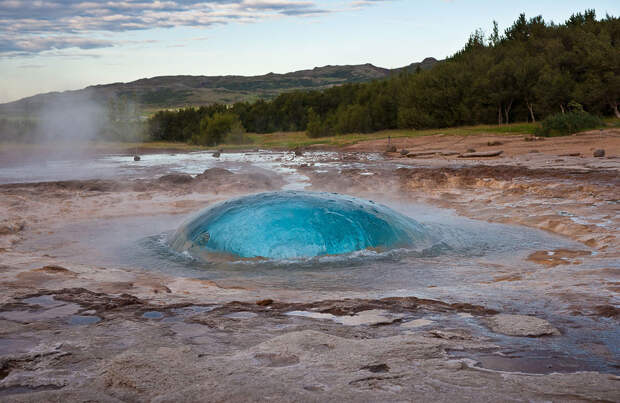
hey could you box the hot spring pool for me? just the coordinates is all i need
[17,191,586,301]
[169,191,432,260]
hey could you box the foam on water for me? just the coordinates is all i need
[169,191,431,260]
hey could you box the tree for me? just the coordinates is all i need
[306,108,331,138]
[145,11,619,141]
[195,112,244,146]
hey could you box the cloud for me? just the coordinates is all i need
[0,0,331,56]
[349,0,392,7]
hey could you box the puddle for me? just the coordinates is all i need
[401,318,434,328]
[22,295,63,308]
[286,309,404,326]
[0,337,39,355]
[0,296,81,323]
[223,311,258,320]
[0,385,63,397]
[68,315,101,325]
[142,311,164,319]
[171,305,217,315]
[450,350,595,374]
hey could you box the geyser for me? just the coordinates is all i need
[169,191,429,260]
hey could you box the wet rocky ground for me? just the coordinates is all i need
[0,285,618,402]
[0,144,618,401]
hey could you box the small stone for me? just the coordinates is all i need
[303,384,325,392]
[400,149,409,156]
[593,149,605,158]
[256,299,273,306]
[386,145,397,153]
[466,148,476,153]
[294,148,303,156]
[133,155,141,161]
[212,151,221,158]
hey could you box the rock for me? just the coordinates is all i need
[400,149,409,156]
[428,329,472,340]
[196,168,234,181]
[294,148,303,157]
[401,319,433,328]
[593,149,605,158]
[459,150,503,158]
[256,299,273,306]
[133,155,141,161]
[0,220,25,235]
[485,314,560,337]
[406,151,438,158]
[32,265,76,277]
[212,151,221,158]
[466,148,476,153]
[253,352,300,367]
[386,145,397,153]
[593,305,619,318]
[244,172,277,189]
[158,173,194,184]
[360,363,390,373]
[287,309,405,326]
[223,311,258,319]
[487,141,503,146]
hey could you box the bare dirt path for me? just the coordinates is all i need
[343,129,620,161]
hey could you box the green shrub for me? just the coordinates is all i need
[194,112,245,146]
[225,121,252,145]
[535,110,601,137]
[306,108,334,138]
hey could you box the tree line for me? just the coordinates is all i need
[144,10,618,143]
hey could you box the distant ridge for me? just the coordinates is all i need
[1,58,438,113]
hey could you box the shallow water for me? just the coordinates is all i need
[0,150,382,187]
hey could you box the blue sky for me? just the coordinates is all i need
[0,0,618,103]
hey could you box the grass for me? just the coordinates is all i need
[4,119,618,153]
[225,122,539,149]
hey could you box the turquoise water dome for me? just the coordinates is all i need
[169,191,429,260]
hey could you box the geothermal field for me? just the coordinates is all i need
[0,131,618,401]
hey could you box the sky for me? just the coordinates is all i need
[0,0,618,103]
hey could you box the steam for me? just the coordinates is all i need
[35,91,108,145]
[0,91,144,179]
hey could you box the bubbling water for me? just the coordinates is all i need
[169,191,431,260]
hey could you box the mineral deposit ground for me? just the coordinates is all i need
[0,130,619,402]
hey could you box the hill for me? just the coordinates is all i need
[0,58,438,114]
